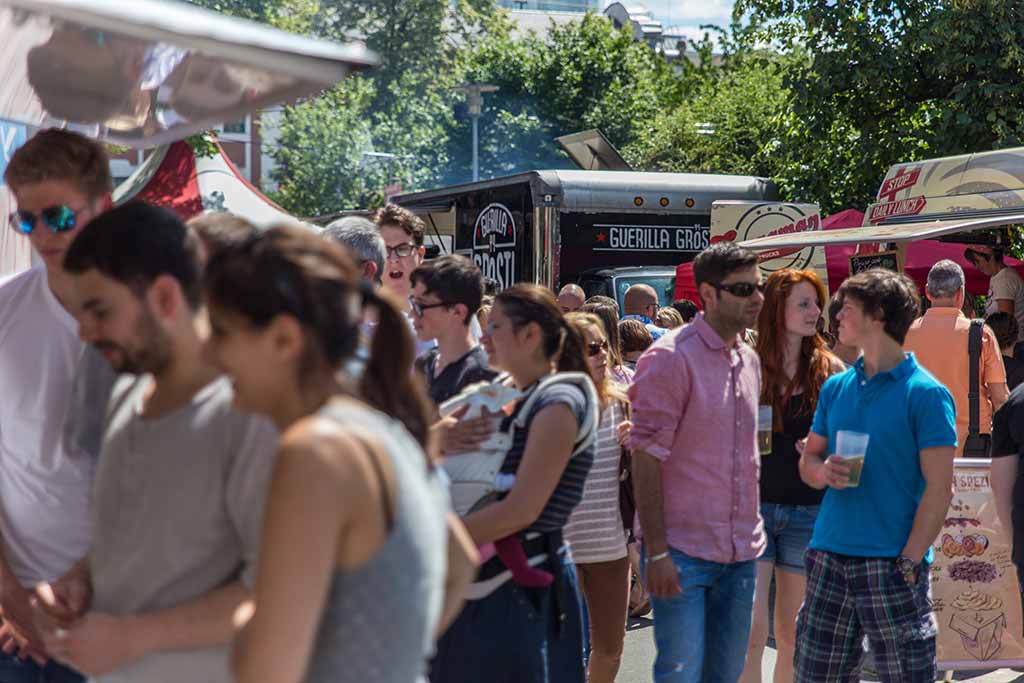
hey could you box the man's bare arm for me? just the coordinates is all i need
[990,456,1017,542]
[900,446,956,563]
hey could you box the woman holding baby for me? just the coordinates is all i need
[430,283,599,683]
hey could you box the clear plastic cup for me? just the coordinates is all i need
[835,430,869,487]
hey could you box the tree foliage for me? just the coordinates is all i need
[735,0,1024,212]
[440,11,679,183]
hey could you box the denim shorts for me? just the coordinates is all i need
[759,503,819,574]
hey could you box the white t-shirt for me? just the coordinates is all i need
[985,267,1024,342]
[0,267,96,586]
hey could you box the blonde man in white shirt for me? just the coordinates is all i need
[0,129,115,683]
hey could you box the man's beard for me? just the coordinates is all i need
[98,311,172,375]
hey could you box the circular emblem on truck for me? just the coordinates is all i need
[472,203,517,290]
[736,204,820,273]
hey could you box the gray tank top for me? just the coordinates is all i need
[304,401,449,683]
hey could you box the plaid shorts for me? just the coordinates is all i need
[794,548,937,683]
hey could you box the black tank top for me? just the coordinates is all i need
[760,392,825,506]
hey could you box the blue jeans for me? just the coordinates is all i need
[0,652,84,683]
[641,546,756,683]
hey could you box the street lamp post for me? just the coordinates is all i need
[455,83,499,182]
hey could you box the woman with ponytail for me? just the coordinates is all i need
[431,284,598,683]
[202,226,478,683]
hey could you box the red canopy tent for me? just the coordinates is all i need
[113,136,296,226]
[674,209,1024,306]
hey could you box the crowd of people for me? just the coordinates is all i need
[3,126,1024,683]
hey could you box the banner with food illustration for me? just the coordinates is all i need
[933,463,1024,669]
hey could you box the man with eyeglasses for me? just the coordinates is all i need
[628,242,765,682]
[621,284,668,342]
[410,255,497,407]
[0,129,116,683]
[373,203,437,358]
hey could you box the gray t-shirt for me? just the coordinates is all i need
[90,376,277,683]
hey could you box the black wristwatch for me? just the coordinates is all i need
[896,556,918,585]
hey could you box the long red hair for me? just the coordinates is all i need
[755,269,837,429]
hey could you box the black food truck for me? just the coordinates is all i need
[395,170,777,306]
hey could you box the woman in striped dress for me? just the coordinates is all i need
[564,312,631,683]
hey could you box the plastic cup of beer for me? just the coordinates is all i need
[835,430,869,487]
[757,405,773,456]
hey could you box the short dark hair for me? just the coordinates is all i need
[693,243,759,291]
[670,299,698,322]
[373,203,425,246]
[619,318,653,354]
[837,268,920,344]
[187,212,257,263]
[64,202,203,309]
[986,311,1018,351]
[409,255,483,325]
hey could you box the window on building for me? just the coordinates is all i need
[223,119,247,135]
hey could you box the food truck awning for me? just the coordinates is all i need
[1,0,377,147]
[738,213,1024,250]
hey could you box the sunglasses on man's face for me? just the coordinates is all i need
[714,281,764,298]
[587,339,609,357]
[9,205,80,235]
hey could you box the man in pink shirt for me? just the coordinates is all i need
[629,242,765,683]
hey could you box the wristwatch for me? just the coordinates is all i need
[896,556,918,586]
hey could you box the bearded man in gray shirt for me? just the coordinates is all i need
[32,203,276,683]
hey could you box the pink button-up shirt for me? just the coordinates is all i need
[628,315,765,564]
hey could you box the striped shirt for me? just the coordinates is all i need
[565,402,628,564]
[500,379,595,533]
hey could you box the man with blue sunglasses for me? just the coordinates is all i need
[0,128,114,683]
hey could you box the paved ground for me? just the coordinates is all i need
[618,615,1024,682]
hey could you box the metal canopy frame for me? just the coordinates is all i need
[737,213,1024,251]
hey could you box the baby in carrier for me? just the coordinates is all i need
[440,373,598,588]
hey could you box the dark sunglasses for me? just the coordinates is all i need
[587,339,609,357]
[10,205,80,234]
[409,297,451,317]
[714,281,764,298]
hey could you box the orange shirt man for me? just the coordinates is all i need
[904,260,1008,449]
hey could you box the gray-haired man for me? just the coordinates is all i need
[324,216,386,285]
[904,259,1008,452]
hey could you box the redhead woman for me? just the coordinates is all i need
[740,269,844,683]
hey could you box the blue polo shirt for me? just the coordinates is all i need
[808,352,956,559]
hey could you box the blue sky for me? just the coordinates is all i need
[638,0,734,42]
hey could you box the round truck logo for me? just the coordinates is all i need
[724,204,821,273]
[473,203,516,290]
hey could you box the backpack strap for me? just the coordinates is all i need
[968,319,984,439]
[511,372,600,456]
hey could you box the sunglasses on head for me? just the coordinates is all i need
[9,205,80,235]
[713,281,764,298]
[587,339,608,357]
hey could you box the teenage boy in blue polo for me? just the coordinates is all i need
[796,268,956,683]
